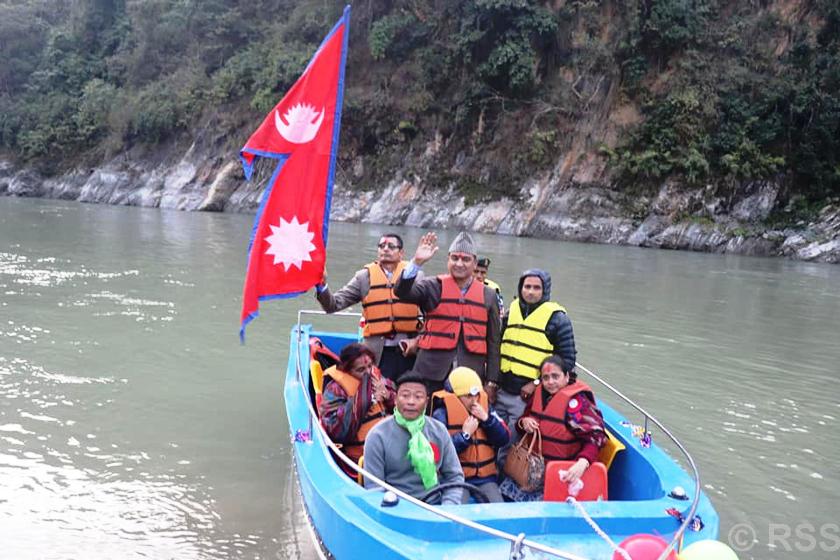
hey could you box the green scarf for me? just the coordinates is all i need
[393,409,439,490]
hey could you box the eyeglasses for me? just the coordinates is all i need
[377,242,401,250]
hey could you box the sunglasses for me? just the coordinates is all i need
[377,242,401,250]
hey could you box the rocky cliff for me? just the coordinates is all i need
[2,141,838,263]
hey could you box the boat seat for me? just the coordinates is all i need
[597,428,626,470]
[310,360,324,409]
[544,460,608,502]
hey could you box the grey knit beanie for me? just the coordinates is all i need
[448,232,477,256]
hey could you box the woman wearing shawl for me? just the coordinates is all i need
[319,343,395,476]
[500,355,606,502]
[363,372,464,505]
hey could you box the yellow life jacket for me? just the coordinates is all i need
[361,261,420,337]
[483,278,502,294]
[500,299,566,380]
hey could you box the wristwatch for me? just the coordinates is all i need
[461,432,471,440]
[533,379,540,386]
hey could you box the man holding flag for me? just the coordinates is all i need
[314,232,422,380]
[239,6,350,340]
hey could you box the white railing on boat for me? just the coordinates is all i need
[293,309,701,560]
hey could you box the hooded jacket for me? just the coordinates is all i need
[501,269,577,393]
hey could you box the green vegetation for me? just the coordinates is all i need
[0,0,323,164]
[1,0,838,213]
[614,0,840,204]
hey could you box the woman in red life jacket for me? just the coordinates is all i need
[319,343,396,476]
[499,355,606,502]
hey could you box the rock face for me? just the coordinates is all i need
[327,165,839,263]
[2,147,838,264]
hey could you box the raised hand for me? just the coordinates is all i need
[462,415,479,437]
[469,402,488,422]
[412,232,439,266]
[372,378,389,402]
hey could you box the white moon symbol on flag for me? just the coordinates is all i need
[274,103,325,144]
[264,216,316,271]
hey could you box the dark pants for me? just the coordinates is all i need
[378,346,416,381]
[462,481,504,503]
[424,377,445,394]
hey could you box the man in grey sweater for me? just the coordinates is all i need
[363,373,464,505]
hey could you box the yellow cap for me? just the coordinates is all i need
[448,367,481,396]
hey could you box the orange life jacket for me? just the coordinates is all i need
[431,390,498,479]
[362,261,420,337]
[530,381,595,462]
[322,365,387,463]
[418,276,487,354]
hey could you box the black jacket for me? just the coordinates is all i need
[501,269,577,393]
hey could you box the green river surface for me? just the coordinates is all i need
[1,196,838,559]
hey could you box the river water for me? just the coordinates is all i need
[1,196,838,560]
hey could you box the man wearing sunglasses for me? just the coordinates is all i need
[395,231,501,397]
[315,233,422,380]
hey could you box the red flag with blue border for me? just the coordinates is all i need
[240,6,350,341]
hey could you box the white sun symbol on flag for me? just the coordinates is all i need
[264,216,316,271]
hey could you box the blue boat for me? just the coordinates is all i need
[285,311,720,559]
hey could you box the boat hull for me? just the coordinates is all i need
[285,326,719,559]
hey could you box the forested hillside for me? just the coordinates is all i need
[1,0,839,226]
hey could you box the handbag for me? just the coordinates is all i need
[503,430,545,492]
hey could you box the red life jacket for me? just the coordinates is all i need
[418,276,487,354]
[530,381,595,461]
[321,365,387,464]
[431,390,497,479]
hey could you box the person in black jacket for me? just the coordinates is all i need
[493,269,576,445]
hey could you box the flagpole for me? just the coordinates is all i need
[322,4,352,252]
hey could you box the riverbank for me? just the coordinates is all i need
[2,151,838,264]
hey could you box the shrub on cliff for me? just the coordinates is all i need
[0,0,837,209]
